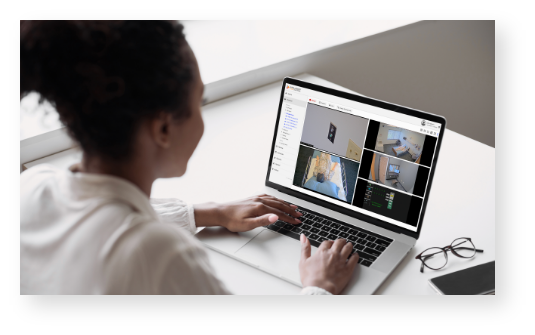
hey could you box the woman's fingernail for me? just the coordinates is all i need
[290,204,298,208]
[268,214,278,223]
[295,218,301,223]
[300,234,305,243]
[297,212,303,216]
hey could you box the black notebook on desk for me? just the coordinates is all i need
[429,261,495,295]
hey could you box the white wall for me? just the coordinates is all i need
[309,21,494,147]
[300,104,368,159]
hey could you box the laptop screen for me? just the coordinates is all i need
[268,80,443,233]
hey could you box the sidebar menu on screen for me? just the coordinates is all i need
[269,91,307,186]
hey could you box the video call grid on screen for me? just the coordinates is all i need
[269,83,442,233]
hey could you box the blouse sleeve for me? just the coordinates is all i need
[150,198,197,234]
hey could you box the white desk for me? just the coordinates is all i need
[26,74,495,295]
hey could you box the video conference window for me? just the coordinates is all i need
[373,123,426,164]
[300,103,369,162]
[293,145,360,204]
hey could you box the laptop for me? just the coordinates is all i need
[197,77,446,294]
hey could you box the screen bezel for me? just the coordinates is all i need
[265,77,447,240]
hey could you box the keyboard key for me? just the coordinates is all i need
[382,236,394,243]
[339,232,349,238]
[318,231,328,237]
[375,239,390,247]
[279,229,300,241]
[310,227,320,234]
[267,224,279,231]
[309,239,320,248]
[317,237,327,243]
[361,260,372,267]
[365,236,377,242]
[285,205,393,250]
[293,228,302,234]
[356,244,365,251]
[364,247,380,257]
[309,234,320,241]
[366,242,377,248]
[358,252,377,262]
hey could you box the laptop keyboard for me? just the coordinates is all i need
[265,205,393,267]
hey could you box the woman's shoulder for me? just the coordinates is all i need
[21,163,62,187]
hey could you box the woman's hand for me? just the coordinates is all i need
[194,194,302,232]
[299,234,359,295]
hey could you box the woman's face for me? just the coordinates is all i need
[159,46,205,178]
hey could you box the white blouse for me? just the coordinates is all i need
[20,164,330,295]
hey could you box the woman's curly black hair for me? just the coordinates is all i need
[20,20,194,160]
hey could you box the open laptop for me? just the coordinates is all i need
[197,77,446,294]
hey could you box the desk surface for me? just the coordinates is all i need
[29,74,495,295]
[153,73,495,295]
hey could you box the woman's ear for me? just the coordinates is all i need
[150,112,174,149]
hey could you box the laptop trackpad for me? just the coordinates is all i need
[234,229,313,286]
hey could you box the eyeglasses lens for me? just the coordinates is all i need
[421,247,447,270]
[451,238,476,258]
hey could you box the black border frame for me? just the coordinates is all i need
[265,77,447,240]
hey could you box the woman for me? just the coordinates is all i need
[20,21,358,295]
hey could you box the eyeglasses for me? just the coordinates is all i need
[415,237,484,273]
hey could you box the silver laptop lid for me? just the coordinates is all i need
[265,77,446,240]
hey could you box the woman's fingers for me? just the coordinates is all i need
[341,241,354,259]
[347,252,360,270]
[300,234,311,261]
[258,204,301,224]
[259,199,302,218]
[257,194,299,209]
[318,240,334,251]
[331,239,347,253]
[244,213,279,229]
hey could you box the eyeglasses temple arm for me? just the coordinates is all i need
[453,247,484,253]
